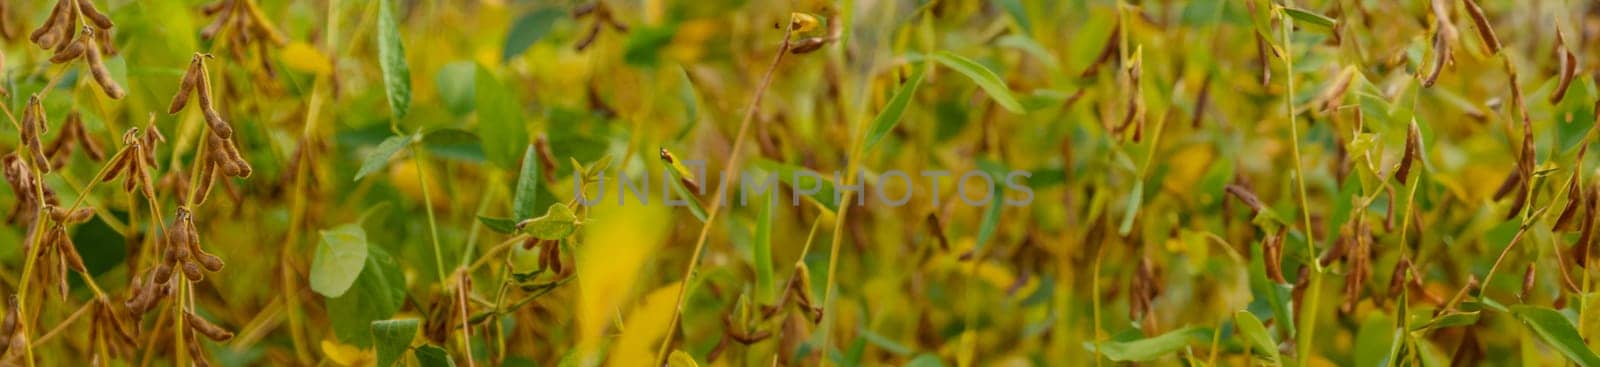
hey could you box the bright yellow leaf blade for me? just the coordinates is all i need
[281,42,333,75]
[607,282,686,367]
[576,200,674,357]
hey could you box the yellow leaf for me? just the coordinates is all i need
[667,350,700,367]
[608,282,685,366]
[577,200,673,354]
[281,42,333,75]
[321,340,374,366]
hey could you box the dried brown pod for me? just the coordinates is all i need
[1341,221,1372,314]
[925,213,950,251]
[184,311,234,342]
[1080,23,1120,78]
[77,0,113,30]
[1396,121,1421,182]
[788,37,830,54]
[21,96,51,173]
[1492,170,1520,201]
[1191,73,1212,128]
[57,228,87,273]
[1263,229,1287,284]
[571,1,629,51]
[1549,26,1579,104]
[1386,258,1412,303]
[1422,0,1458,87]
[1224,184,1266,214]
[1461,0,1500,54]
[196,252,225,272]
[1519,263,1536,301]
[1553,154,1587,232]
[169,54,203,114]
[48,40,84,64]
[29,0,73,49]
[82,29,124,99]
[1316,67,1357,113]
[1573,185,1598,268]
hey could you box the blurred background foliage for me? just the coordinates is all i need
[1,0,1600,366]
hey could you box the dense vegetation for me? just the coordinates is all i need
[1,0,1600,366]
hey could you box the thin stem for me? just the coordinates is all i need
[653,26,794,365]
[415,144,447,283]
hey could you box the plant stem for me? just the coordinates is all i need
[653,25,794,365]
[1278,10,1322,366]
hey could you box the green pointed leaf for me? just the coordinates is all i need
[975,159,1007,252]
[1119,180,1143,235]
[864,63,926,152]
[1509,305,1600,367]
[1235,310,1280,364]
[310,223,369,298]
[518,204,577,240]
[355,135,411,181]
[1095,326,1205,362]
[501,8,564,62]
[904,354,945,367]
[377,0,412,120]
[371,319,420,367]
[1410,311,1479,332]
[753,160,839,213]
[415,345,456,367]
[931,51,1024,113]
[513,144,542,220]
[475,65,529,169]
[478,216,518,234]
[1282,7,1336,30]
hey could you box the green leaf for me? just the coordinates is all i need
[70,214,126,276]
[1095,326,1203,362]
[996,0,1032,35]
[501,8,564,62]
[1509,305,1600,367]
[857,327,913,356]
[904,354,944,367]
[931,51,1024,113]
[421,128,485,162]
[478,216,518,234]
[975,159,1006,252]
[355,135,411,181]
[1353,312,1397,367]
[310,223,369,298]
[326,245,405,347]
[624,24,677,67]
[1119,180,1143,235]
[660,155,708,223]
[1235,310,1281,364]
[1281,7,1336,30]
[1247,237,1295,339]
[377,0,412,120]
[513,144,542,220]
[475,65,529,169]
[435,61,476,115]
[864,63,926,152]
[753,159,839,213]
[371,319,420,367]
[518,204,577,240]
[415,345,456,367]
[753,191,776,302]
[1410,311,1479,332]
